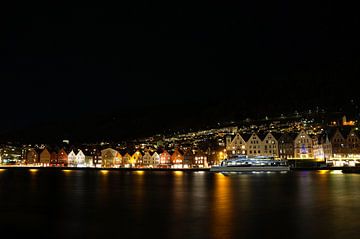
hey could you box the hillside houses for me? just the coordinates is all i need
[3,124,360,169]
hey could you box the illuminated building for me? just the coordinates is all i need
[39,148,51,166]
[183,149,194,168]
[171,148,184,168]
[101,148,120,168]
[159,150,171,168]
[67,150,77,167]
[346,128,360,154]
[76,150,86,167]
[342,115,356,126]
[150,152,160,167]
[57,149,68,167]
[313,134,332,161]
[26,149,39,165]
[247,133,263,157]
[114,152,122,168]
[226,133,247,155]
[330,128,347,156]
[294,130,313,159]
[278,133,296,159]
[122,153,132,167]
[193,150,208,168]
[131,151,142,167]
[142,151,152,167]
[261,132,279,157]
[50,152,58,166]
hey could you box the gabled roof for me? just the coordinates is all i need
[246,132,261,142]
[101,148,119,156]
[172,148,184,155]
[160,149,171,155]
[339,126,352,138]
[183,148,194,156]
[151,152,160,157]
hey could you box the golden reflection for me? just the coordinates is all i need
[318,170,329,174]
[211,173,233,238]
[29,169,38,173]
[100,170,109,175]
[174,171,183,176]
[133,169,145,219]
[171,169,185,222]
[134,170,145,175]
[0,169,6,172]
[62,170,72,173]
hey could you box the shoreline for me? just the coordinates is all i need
[0,166,210,172]
[1,166,359,172]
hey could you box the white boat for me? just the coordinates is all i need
[210,155,290,172]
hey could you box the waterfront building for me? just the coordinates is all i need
[0,146,23,165]
[247,133,263,157]
[171,148,184,168]
[67,150,77,167]
[101,148,120,168]
[160,150,171,168]
[193,150,208,168]
[226,133,247,156]
[322,134,333,160]
[294,130,314,159]
[85,155,94,167]
[57,149,68,166]
[261,132,279,157]
[132,151,143,167]
[26,148,39,165]
[93,150,102,167]
[330,128,347,157]
[142,151,152,167]
[39,148,51,166]
[76,150,86,167]
[122,153,132,167]
[346,128,360,155]
[183,149,195,168]
[278,133,296,159]
[50,151,58,166]
[113,152,122,168]
[313,134,332,161]
[150,152,160,167]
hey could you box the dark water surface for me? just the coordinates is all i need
[1,169,360,239]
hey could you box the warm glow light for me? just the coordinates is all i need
[0,169,6,172]
[135,170,144,175]
[174,171,183,176]
[100,170,109,175]
[29,169,38,173]
[318,170,329,174]
[62,170,72,173]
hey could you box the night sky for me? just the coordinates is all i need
[1,2,359,142]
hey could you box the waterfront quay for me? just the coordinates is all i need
[1,165,360,172]
[0,166,210,172]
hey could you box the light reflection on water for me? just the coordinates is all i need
[1,170,360,238]
[211,173,233,238]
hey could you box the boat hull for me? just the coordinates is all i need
[210,166,290,172]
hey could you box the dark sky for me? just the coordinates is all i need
[1,2,359,142]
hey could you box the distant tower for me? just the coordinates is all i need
[342,115,347,125]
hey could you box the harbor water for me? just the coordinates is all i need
[1,169,359,238]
